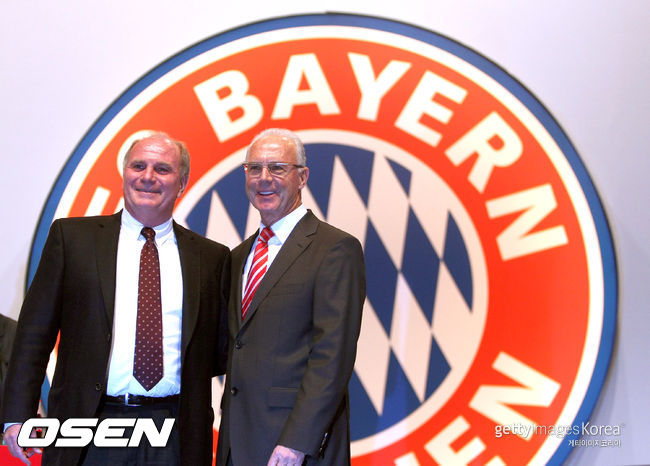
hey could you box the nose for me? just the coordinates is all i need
[142,166,156,181]
[259,165,273,181]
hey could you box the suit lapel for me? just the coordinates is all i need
[95,212,122,330]
[232,234,256,329]
[242,211,319,325]
[174,222,201,362]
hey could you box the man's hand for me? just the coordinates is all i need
[4,423,41,465]
[267,444,306,466]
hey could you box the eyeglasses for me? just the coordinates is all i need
[243,162,305,178]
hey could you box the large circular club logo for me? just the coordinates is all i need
[31,14,617,465]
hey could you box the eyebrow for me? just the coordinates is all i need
[128,160,175,170]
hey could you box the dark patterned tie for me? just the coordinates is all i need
[241,227,274,319]
[133,227,163,391]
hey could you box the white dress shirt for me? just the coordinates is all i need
[242,204,308,296]
[106,209,183,396]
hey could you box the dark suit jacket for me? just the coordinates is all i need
[1,212,230,466]
[0,314,17,422]
[217,210,365,466]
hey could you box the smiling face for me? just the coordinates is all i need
[245,133,309,227]
[122,135,188,227]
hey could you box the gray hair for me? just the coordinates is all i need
[123,131,190,180]
[245,128,306,166]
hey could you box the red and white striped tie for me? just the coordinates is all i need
[241,227,274,319]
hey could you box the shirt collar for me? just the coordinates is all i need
[121,209,175,245]
[261,204,308,245]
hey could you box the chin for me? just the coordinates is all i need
[134,200,159,208]
[255,200,279,211]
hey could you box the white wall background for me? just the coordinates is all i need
[1,1,648,463]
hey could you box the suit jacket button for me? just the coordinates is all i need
[235,340,243,349]
[231,387,238,396]
[95,383,102,391]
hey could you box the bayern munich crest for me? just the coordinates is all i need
[30,14,617,465]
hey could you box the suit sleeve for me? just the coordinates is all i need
[277,235,366,456]
[214,248,231,376]
[2,220,65,426]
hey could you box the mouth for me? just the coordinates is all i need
[136,188,161,194]
[258,191,275,197]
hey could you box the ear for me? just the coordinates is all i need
[177,175,189,198]
[298,166,309,190]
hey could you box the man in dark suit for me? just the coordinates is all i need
[2,132,230,465]
[0,313,17,425]
[216,129,366,466]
